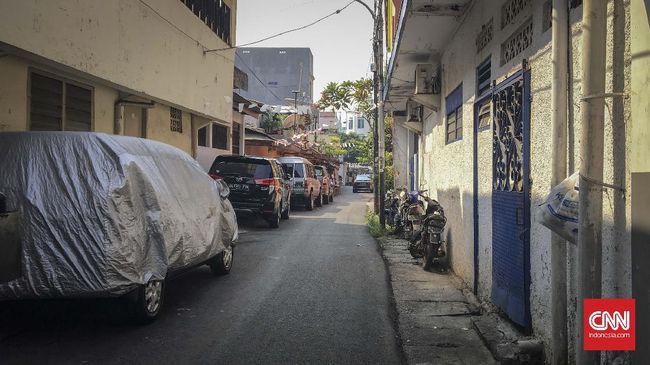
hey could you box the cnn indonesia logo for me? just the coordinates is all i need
[584,299,635,351]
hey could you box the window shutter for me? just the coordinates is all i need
[65,84,92,131]
[30,73,63,131]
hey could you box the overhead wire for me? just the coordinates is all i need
[204,0,357,53]
[137,0,235,62]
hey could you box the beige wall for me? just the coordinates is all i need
[146,103,192,153]
[94,84,118,134]
[0,55,28,131]
[0,0,236,123]
[631,0,650,173]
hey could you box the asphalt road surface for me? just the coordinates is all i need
[0,187,404,365]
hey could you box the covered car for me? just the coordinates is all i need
[0,132,237,321]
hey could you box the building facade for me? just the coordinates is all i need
[385,0,644,363]
[317,111,337,131]
[0,0,237,161]
[337,110,370,137]
[235,47,314,107]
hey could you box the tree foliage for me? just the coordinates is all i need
[317,78,391,188]
[260,112,284,133]
[318,81,352,111]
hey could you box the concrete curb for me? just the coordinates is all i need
[375,235,497,365]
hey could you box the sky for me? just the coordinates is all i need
[236,0,375,104]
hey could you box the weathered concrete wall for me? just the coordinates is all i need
[0,0,236,123]
[146,103,192,153]
[631,0,650,174]
[392,121,409,189]
[93,84,118,134]
[0,55,28,131]
[418,0,631,360]
[630,0,650,363]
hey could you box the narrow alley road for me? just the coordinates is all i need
[0,188,404,365]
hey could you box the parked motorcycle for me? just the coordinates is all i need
[408,191,448,270]
[391,187,409,235]
[402,190,425,241]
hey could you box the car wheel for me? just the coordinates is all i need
[131,279,165,324]
[267,205,281,228]
[306,193,314,211]
[282,201,290,219]
[209,245,234,275]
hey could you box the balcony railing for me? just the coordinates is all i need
[181,0,231,45]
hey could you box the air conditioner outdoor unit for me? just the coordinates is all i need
[406,100,423,123]
[415,64,434,95]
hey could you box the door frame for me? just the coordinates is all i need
[490,63,532,329]
[473,92,493,295]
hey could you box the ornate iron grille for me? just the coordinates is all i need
[501,0,531,29]
[501,19,533,65]
[492,79,524,192]
[476,18,493,54]
[170,107,183,133]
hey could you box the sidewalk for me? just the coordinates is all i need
[378,236,496,365]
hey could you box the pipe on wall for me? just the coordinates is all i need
[576,0,607,363]
[550,1,569,364]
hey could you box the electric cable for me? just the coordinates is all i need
[204,0,357,53]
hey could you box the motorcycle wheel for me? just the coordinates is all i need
[423,243,434,271]
[408,232,423,258]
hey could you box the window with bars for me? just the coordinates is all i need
[232,122,240,154]
[170,107,183,133]
[212,123,228,150]
[30,72,92,131]
[446,84,463,144]
[180,0,231,45]
[476,57,491,96]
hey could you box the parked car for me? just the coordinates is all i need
[209,155,291,228]
[0,132,238,323]
[353,174,374,193]
[314,165,333,204]
[278,156,321,210]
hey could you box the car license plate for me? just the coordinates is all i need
[228,183,248,191]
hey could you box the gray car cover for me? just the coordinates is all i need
[0,132,237,299]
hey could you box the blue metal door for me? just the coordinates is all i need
[491,67,531,328]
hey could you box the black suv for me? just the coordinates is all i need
[209,155,291,228]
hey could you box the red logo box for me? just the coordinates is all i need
[584,298,635,351]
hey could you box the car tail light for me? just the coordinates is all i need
[210,174,223,180]
[255,178,281,189]
[254,178,274,186]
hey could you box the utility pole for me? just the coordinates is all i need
[577,0,607,363]
[550,1,568,363]
[291,90,299,135]
[376,0,385,228]
[353,0,383,220]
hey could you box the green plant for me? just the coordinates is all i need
[367,212,384,237]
